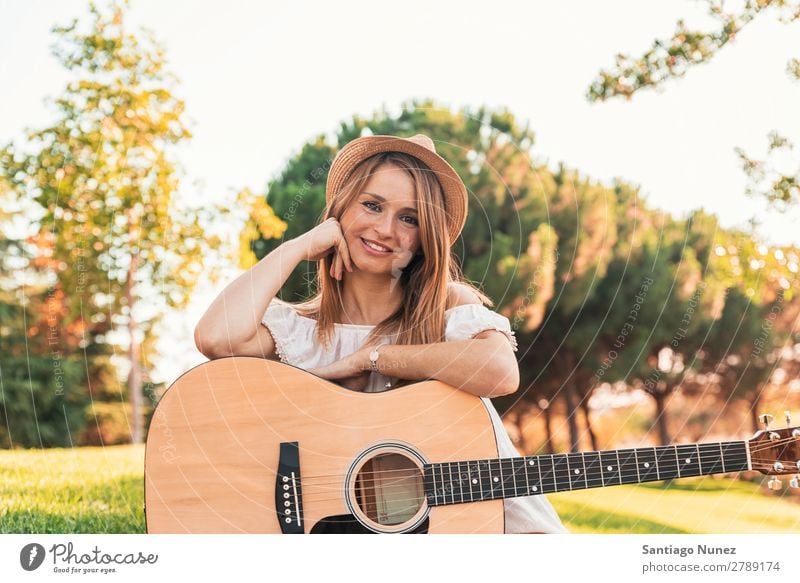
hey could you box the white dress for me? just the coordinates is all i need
[261,298,569,534]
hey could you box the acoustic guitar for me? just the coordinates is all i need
[144,357,800,533]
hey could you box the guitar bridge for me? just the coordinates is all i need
[276,442,304,534]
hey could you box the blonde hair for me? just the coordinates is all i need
[295,151,491,350]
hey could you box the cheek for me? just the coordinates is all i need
[402,231,421,254]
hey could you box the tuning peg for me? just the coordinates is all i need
[760,413,774,430]
[790,476,800,490]
[768,477,782,490]
[786,411,792,426]
[769,432,781,441]
[794,429,800,439]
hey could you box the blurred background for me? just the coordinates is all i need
[1,0,800,533]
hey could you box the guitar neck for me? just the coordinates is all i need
[422,440,750,507]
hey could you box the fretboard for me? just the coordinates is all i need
[422,441,750,507]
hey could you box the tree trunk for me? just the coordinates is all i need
[653,391,670,446]
[512,409,528,454]
[563,383,580,453]
[127,246,142,444]
[542,404,554,454]
[580,398,598,451]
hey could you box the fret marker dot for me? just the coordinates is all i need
[607,466,613,471]
[531,486,538,492]
[493,476,499,483]
[644,462,650,468]
[574,469,580,474]
[472,478,478,484]
[685,458,692,463]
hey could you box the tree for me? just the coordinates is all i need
[1,1,208,444]
[587,0,800,208]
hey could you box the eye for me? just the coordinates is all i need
[401,215,419,226]
[362,201,380,212]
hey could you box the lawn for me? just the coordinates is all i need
[1,445,798,533]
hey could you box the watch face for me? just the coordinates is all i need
[369,349,379,360]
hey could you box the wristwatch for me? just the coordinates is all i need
[368,345,381,373]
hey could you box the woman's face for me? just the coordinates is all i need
[339,162,422,276]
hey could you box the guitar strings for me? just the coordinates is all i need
[296,452,763,505]
[288,437,798,506]
[294,451,795,495]
[290,437,797,486]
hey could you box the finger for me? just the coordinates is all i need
[335,252,342,280]
[338,236,353,272]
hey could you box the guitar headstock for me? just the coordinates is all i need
[747,412,800,490]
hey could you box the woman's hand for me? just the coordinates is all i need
[291,217,353,280]
[309,345,372,391]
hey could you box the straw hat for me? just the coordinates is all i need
[325,134,468,244]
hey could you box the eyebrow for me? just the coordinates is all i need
[361,192,418,214]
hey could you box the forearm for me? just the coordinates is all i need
[194,239,304,351]
[372,337,519,398]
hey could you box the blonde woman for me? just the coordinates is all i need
[194,134,567,534]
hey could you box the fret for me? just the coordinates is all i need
[508,457,522,497]
[698,443,724,474]
[539,455,556,494]
[489,458,504,499]
[617,449,639,485]
[522,456,532,495]
[423,464,437,506]
[466,460,476,502]
[722,441,749,472]
[675,444,702,478]
[552,454,571,492]
[655,445,680,480]
[632,449,641,483]
[583,451,603,488]
[636,447,659,482]
[435,463,447,505]
[499,457,515,498]
[454,461,466,504]
[695,443,703,475]
[446,462,456,504]
[517,457,529,496]
[524,456,542,495]
[599,450,621,486]
[475,459,491,501]
[567,452,588,490]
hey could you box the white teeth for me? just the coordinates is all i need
[363,239,390,252]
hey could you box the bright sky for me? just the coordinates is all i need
[2,0,799,385]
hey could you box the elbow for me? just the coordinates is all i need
[194,325,219,359]
[489,359,519,397]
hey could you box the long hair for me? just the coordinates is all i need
[294,151,491,350]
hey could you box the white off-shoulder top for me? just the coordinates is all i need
[261,298,568,534]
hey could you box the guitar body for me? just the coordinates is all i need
[145,357,504,533]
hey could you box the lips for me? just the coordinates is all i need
[361,238,393,255]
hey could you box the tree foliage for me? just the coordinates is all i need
[587,0,800,208]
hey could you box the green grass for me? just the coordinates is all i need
[1,445,799,533]
[550,476,800,533]
[0,445,144,533]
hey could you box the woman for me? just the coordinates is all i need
[194,133,567,534]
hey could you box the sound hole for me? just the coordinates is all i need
[354,452,424,526]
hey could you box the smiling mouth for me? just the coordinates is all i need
[361,238,393,254]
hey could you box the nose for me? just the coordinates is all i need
[372,210,395,241]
